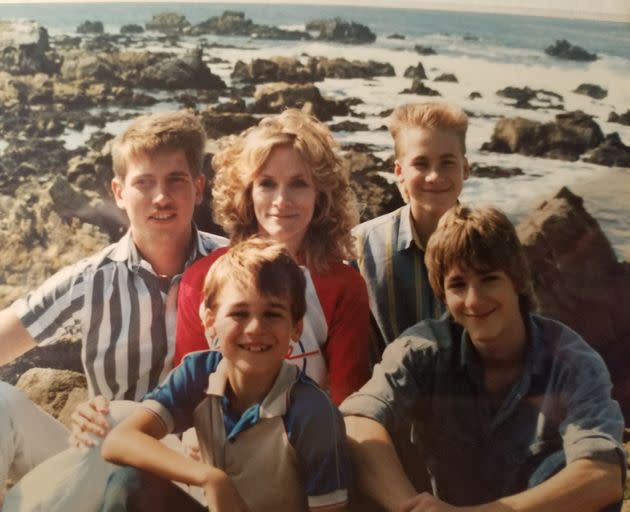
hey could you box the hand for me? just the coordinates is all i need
[182,427,201,461]
[203,467,250,512]
[397,492,461,512]
[69,395,111,448]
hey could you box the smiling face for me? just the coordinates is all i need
[444,266,526,360]
[251,145,317,257]
[112,149,204,249]
[205,280,303,379]
[395,127,469,220]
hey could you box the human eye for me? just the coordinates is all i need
[441,158,456,169]
[413,159,429,170]
[256,177,276,189]
[290,176,310,188]
[482,273,501,283]
[228,309,248,319]
[133,177,152,189]
[446,278,466,290]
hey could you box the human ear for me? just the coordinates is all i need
[394,160,409,202]
[193,175,205,206]
[111,177,125,209]
[291,319,304,342]
[462,158,470,180]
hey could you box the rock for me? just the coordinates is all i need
[434,73,458,83]
[213,97,247,114]
[516,187,630,419]
[607,110,630,126]
[81,34,120,52]
[387,33,405,40]
[309,57,395,79]
[496,86,563,110]
[470,163,524,178]
[76,20,104,34]
[306,18,376,44]
[145,12,191,34]
[191,11,310,40]
[199,110,259,139]
[16,369,87,428]
[481,111,604,161]
[60,52,116,82]
[545,39,597,61]
[231,57,315,84]
[402,79,441,96]
[120,24,144,34]
[251,82,349,121]
[329,120,369,132]
[0,19,59,75]
[414,45,436,55]
[404,62,427,80]
[582,133,630,168]
[138,47,225,90]
[573,83,607,99]
[52,35,82,49]
[469,91,482,100]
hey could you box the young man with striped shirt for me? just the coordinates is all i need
[0,110,226,505]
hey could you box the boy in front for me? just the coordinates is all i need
[353,102,470,349]
[100,238,351,512]
[342,205,624,511]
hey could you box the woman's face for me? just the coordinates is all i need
[251,145,317,257]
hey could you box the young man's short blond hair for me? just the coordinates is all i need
[425,205,536,313]
[203,237,307,324]
[389,102,468,158]
[111,110,206,179]
[211,108,359,273]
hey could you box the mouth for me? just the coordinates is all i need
[149,212,176,221]
[422,187,452,194]
[237,343,272,353]
[465,307,497,319]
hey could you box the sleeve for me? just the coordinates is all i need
[557,339,626,473]
[322,265,371,405]
[339,333,436,433]
[11,260,88,345]
[174,252,222,366]
[286,383,351,509]
[142,352,220,434]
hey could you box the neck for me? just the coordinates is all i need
[131,229,192,278]
[226,366,280,415]
[410,204,443,247]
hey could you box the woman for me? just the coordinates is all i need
[175,109,370,404]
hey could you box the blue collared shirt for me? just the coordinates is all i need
[340,313,625,506]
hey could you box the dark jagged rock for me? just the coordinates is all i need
[191,11,310,40]
[329,120,369,132]
[517,187,630,419]
[0,342,83,386]
[545,39,597,61]
[434,73,458,83]
[470,163,524,178]
[76,20,104,34]
[251,82,349,121]
[404,62,427,80]
[469,91,482,100]
[306,18,376,44]
[212,97,247,114]
[81,34,121,52]
[52,35,82,49]
[309,57,394,79]
[402,79,441,96]
[200,109,259,139]
[387,33,405,40]
[231,57,315,84]
[414,45,436,55]
[481,110,604,162]
[145,12,191,34]
[120,24,144,34]
[608,110,630,126]
[60,53,116,82]
[496,86,563,110]
[0,20,60,75]
[582,133,630,168]
[574,83,607,99]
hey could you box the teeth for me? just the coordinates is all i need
[152,213,175,220]
[238,344,271,352]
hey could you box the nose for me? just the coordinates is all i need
[464,284,483,309]
[272,186,291,208]
[152,182,172,207]
[424,165,441,183]
[245,315,264,334]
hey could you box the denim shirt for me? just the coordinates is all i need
[340,313,625,506]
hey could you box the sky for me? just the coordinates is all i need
[0,0,628,22]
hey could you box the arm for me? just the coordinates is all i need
[344,416,417,510]
[102,408,249,512]
[0,308,36,365]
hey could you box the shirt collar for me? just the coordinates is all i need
[205,359,300,419]
[397,204,422,252]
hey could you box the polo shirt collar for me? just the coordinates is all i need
[397,204,419,252]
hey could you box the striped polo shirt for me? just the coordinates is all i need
[11,228,226,401]
[353,204,444,347]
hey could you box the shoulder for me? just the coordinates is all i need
[182,247,229,286]
[352,207,405,240]
[313,261,365,288]
[197,231,229,252]
[286,375,342,431]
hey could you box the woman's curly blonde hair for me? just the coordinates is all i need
[212,109,359,273]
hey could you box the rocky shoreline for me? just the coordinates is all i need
[1,13,630,427]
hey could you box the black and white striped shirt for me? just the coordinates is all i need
[12,228,227,401]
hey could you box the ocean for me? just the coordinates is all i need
[2,2,630,257]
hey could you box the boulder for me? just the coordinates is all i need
[573,83,607,99]
[309,57,394,79]
[0,19,59,75]
[496,86,563,110]
[608,110,630,126]
[402,79,441,96]
[120,24,144,34]
[16,368,87,428]
[414,45,436,55]
[76,20,104,34]
[251,82,349,121]
[387,33,405,40]
[52,35,82,49]
[60,52,117,82]
[329,120,369,132]
[517,187,630,419]
[545,39,597,61]
[470,163,524,178]
[404,62,427,80]
[306,18,376,44]
[199,109,259,139]
[231,57,315,84]
[191,11,310,40]
[434,73,458,83]
[145,12,191,34]
[469,91,482,100]
[582,133,630,168]
[481,111,604,161]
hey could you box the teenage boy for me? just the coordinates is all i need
[100,238,351,512]
[0,111,226,505]
[353,102,469,349]
[342,205,625,512]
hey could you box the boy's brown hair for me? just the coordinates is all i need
[111,110,206,179]
[389,101,468,158]
[203,237,307,323]
[425,205,536,313]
